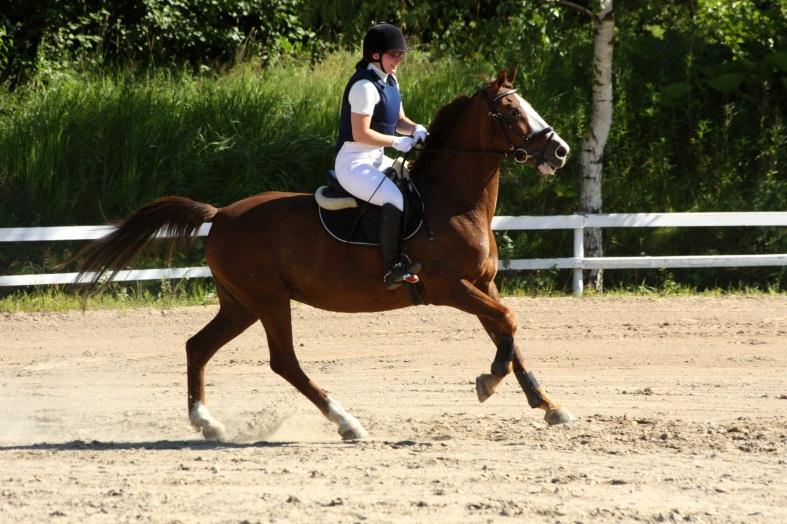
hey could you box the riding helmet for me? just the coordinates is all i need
[362,23,409,59]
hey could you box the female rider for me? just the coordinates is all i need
[334,23,428,290]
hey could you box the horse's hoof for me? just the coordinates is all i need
[544,408,577,426]
[190,403,227,441]
[201,421,228,442]
[475,374,494,403]
[339,425,368,441]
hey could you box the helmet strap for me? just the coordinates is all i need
[371,52,387,74]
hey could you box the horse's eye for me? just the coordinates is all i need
[509,108,520,118]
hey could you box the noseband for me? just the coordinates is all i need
[484,88,554,164]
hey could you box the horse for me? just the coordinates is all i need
[75,68,575,441]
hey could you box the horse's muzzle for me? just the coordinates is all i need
[544,134,570,171]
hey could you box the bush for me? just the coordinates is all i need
[0,0,316,87]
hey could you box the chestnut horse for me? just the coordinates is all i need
[76,68,575,441]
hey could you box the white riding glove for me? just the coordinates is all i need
[391,135,416,153]
[412,124,429,144]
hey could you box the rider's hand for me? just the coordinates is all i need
[412,124,429,144]
[391,136,416,153]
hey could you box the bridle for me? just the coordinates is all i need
[414,87,554,165]
[406,87,555,241]
[484,88,554,165]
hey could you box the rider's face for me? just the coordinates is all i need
[376,50,404,74]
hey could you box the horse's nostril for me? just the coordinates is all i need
[556,146,567,158]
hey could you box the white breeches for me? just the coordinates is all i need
[335,143,403,211]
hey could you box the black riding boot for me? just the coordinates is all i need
[380,203,421,290]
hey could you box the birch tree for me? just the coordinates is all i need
[550,0,614,291]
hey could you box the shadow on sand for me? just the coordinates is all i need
[0,439,316,452]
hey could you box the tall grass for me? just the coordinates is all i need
[0,54,485,227]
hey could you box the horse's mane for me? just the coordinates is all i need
[410,94,473,177]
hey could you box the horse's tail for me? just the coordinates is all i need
[74,196,218,295]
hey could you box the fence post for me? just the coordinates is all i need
[573,226,584,296]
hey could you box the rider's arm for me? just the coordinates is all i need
[348,80,399,147]
[350,112,398,147]
[395,105,417,136]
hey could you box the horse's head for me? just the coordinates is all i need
[484,68,570,175]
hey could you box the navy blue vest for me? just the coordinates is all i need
[335,68,401,152]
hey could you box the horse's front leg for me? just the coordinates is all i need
[467,279,528,402]
[449,279,575,425]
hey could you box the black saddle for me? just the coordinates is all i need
[315,167,424,246]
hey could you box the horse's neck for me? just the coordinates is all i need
[422,155,501,225]
[425,156,499,223]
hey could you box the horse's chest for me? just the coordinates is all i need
[433,221,495,271]
[450,219,493,255]
[476,228,492,255]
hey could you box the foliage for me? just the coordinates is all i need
[0,0,315,87]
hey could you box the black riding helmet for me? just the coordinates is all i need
[362,23,409,60]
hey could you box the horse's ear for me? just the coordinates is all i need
[508,65,519,85]
[494,69,508,88]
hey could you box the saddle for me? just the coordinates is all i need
[315,158,424,246]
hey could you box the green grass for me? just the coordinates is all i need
[502,276,785,299]
[587,283,784,298]
[0,280,218,313]
[1,277,782,313]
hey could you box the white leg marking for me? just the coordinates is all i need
[190,402,227,442]
[326,398,368,440]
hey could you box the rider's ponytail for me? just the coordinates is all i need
[355,58,370,70]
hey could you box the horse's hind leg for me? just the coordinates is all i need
[257,293,367,440]
[187,284,256,441]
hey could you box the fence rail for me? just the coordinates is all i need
[1,212,785,295]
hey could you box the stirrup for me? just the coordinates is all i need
[384,261,421,290]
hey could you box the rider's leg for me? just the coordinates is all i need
[335,148,421,289]
[335,150,404,209]
[380,203,421,289]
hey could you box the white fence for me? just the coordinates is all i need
[1,212,785,295]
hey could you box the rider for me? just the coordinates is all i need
[335,23,428,290]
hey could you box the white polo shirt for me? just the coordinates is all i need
[347,63,402,116]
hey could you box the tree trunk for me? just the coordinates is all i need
[580,0,614,291]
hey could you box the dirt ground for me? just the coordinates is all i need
[0,295,785,523]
